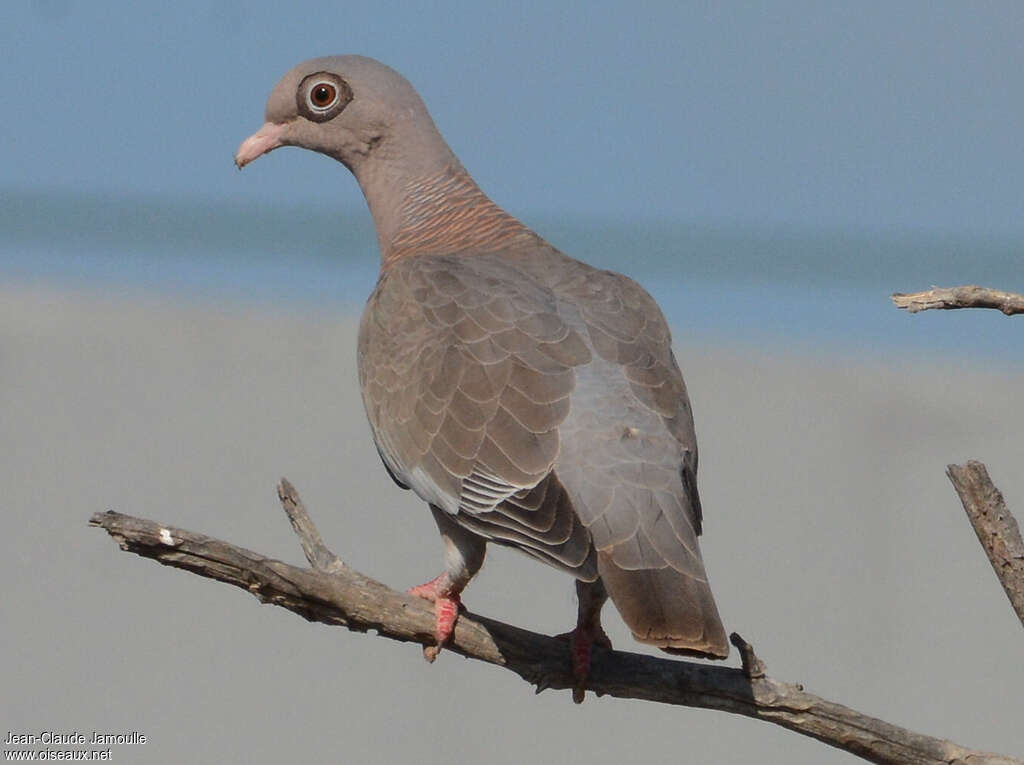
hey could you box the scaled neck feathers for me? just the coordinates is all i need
[372,165,534,269]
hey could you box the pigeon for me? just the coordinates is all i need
[236,55,729,702]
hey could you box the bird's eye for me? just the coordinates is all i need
[297,73,352,122]
[308,82,338,110]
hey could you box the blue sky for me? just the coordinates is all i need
[2,1,1023,236]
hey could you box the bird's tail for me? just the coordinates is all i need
[598,554,729,659]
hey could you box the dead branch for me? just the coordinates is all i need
[891,285,1024,315]
[947,462,1024,628]
[89,482,1020,765]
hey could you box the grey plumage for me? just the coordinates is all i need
[236,55,729,664]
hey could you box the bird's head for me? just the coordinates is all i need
[234,55,451,175]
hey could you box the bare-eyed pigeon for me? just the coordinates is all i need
[236,55,729,702]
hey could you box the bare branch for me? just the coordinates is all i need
[729,632,766,679]
[891,285,1024,315]
[89,485,1020,765]
[947,461,1024,628]
[277,478,346,574]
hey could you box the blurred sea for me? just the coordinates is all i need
[1,189,1020,364]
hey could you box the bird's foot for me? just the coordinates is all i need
[408,574,461,663]
[555,623,612,704]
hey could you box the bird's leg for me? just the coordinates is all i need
[408,506,486,662]
[556,578,612,704]
[407,572,462,661]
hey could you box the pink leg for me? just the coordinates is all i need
[409,507,486,662]
[557,579,612,703]
[408,573,462,662]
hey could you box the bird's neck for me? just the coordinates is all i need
[356,160,532,270]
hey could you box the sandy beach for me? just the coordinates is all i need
[3,283,1022,764]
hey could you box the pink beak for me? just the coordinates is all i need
[234,121,289,169]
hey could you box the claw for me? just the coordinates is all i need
[555,624,612,704]
[409,574,462,660]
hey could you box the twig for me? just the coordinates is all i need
[891,285,1024,315]
[89,484,1020,765]
[277,478,346,574]
[947,462,1024,628]
[729,632,766,679]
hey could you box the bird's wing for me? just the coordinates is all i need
[549,261,703,541]
[358,252,595,571]
[543,261,727,655]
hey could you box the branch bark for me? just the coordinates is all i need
[947,462,1024,628]
[89,481,1020,765]
[891,285,1024,315]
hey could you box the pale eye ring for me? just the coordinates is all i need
[307,81,339,111]
[297,72,352,122]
